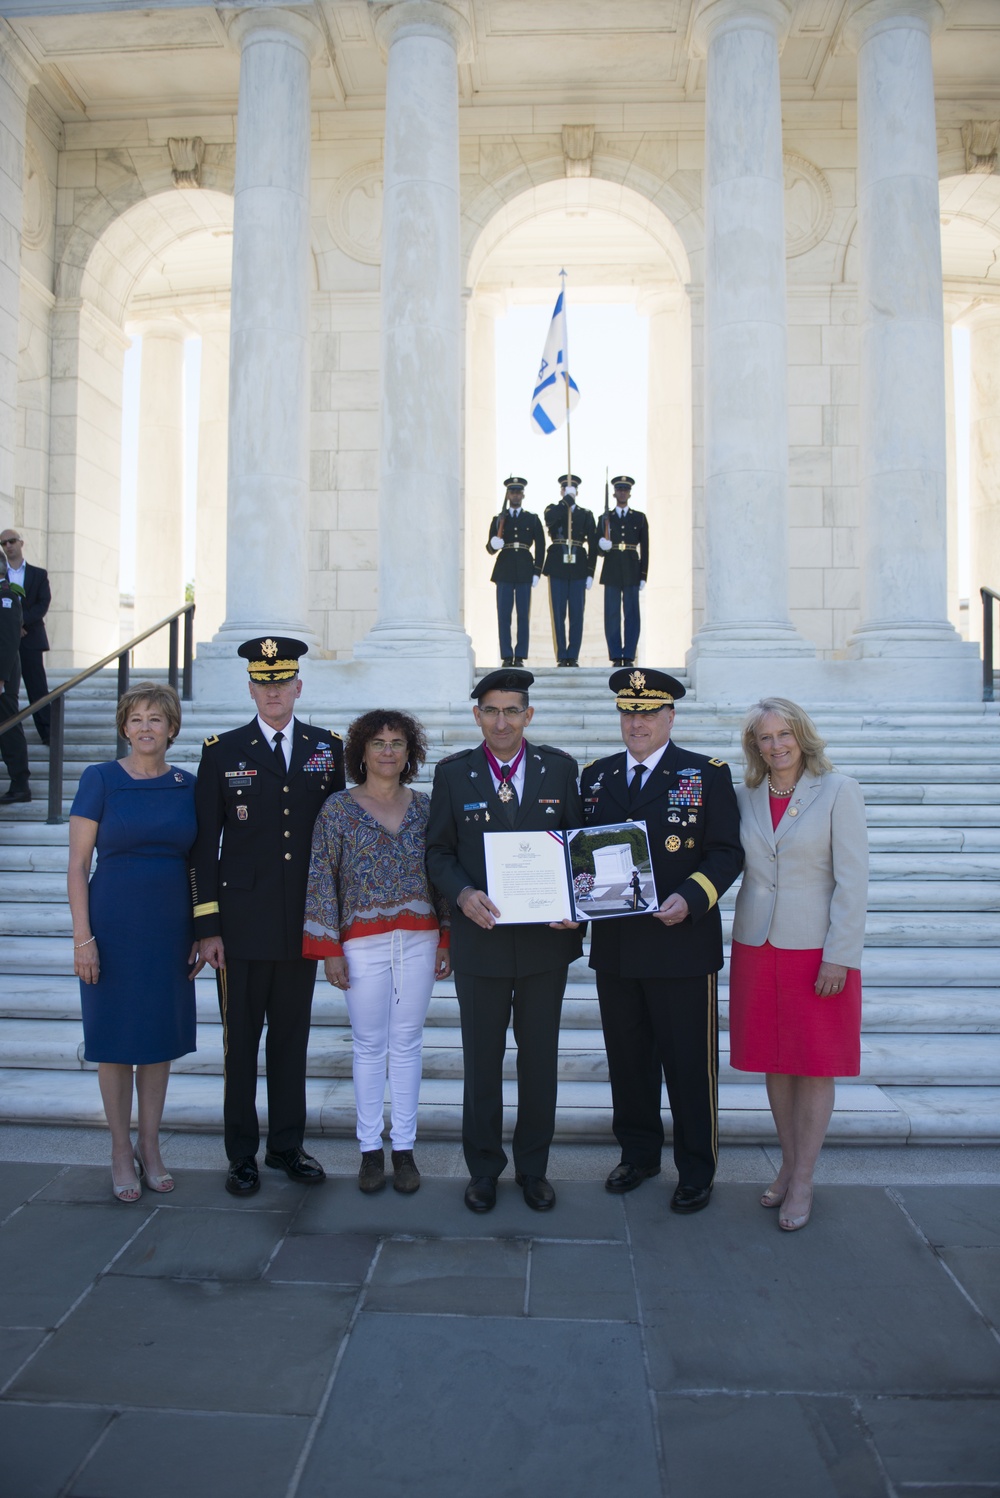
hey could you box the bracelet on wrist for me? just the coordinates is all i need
[74,935,96,948]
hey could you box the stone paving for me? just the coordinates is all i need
[1,1133,999,1498]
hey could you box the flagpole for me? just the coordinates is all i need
[561,269,573,558]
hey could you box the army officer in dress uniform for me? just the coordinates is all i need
[584,668,743,1214]
[191,636,345,1196]
[487,477,546,666]
[426,668,583,1214]
[596,476,649,666]
[543,474,597,667]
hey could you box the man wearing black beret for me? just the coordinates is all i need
[190,636,345,1196]
[584,668,743,1213]
[426,668,582,1213]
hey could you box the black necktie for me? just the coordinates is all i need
[629,763,646,803]
[272,731,286,773]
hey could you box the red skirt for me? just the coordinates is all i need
[729,940,862,1077]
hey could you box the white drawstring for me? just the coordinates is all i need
[390,927,404,1005]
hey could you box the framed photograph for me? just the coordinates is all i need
[482,821,658,924]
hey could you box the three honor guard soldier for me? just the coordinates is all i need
[190,636,345,1196]
[487,477,545,666]
[584,668,743,1214]
[542,474,597,667]
[426,668,583,1214]
[597,476,649,666]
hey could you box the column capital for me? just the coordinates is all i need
[127,313,190,343]
[227,3,325,60]
[958,297,1000,333]
[843,0,944,52]
[373,1,474,64]
[690,0,792,60]
[0,21,40,101]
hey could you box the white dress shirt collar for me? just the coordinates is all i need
[258,714,293,770]
[625,740,670,779]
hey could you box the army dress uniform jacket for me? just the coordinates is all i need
[542,502,597,582]
[597,508,649,589]
[0,573,23,682]
[191,717,345,962]
[426,742,584,979]
[487,508,546,585]
[585,741,743,980]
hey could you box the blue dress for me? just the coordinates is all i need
[72,761,198,1064]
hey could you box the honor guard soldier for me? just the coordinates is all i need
[190,636,345,1196]
[542,474,597,667]
[487,477,545,666]
[426,668,583,1214]
[584,668,743,1214]
[597,476,649,666]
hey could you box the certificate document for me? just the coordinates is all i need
[482,830,573,924]
[482,822,658,924]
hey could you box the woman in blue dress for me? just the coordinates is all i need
[68,682,201,1201]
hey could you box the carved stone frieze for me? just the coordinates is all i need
[328,161,384,265]
[961,122,999,176]
[562,125,595,180]
[783,151,833,258]
[168,137,205,189]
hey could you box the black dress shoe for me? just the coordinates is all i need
[515,1172,555,1211]
[464,1176,497,1213]
[225,1156,260,1196]
[501,657,514,667]
[264,1146,326,1184]
[0,786,30,803]
[512,657,525,667]
[605,1161,661,1194]
[670,1184,713,1214]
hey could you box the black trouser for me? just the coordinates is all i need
[455,968,567,1179]
[19,647,50,740]
[596,971,719,1190]
[216,956,317,1160]
[0,660,29,789]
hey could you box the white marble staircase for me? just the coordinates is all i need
[1,667,998,1145]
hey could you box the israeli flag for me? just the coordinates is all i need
[529,284,580,435]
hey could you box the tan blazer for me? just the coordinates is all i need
[732,771,868,967]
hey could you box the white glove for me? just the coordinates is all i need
[585,577,593,591]
[532,574,540,588]
[639,580,646,592]
[598,536,612,552]
[564,485,577,499]
[490,535,503,551]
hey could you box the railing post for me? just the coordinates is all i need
[182,604,194,701]
[984,588,995,703]
[117,650,129,757]
[168,616,179,693]
[46,694,65,825]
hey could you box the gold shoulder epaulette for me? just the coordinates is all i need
[709,757,725,766]
[203,734,220,747]
[582,759,597,772]
[330,729,342,740]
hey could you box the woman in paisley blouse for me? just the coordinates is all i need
[304,710,450,1195]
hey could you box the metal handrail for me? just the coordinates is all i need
[983,587,1000,703]
[0,601,195,823]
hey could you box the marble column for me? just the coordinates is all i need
[966,305,1000,643]
[463,288,504,666]
[194,308,230,644]
[688,0,812,675]
[213,5,321,648]
[132,318,186,668]
[355,0,473,670]
[642,285,692,667]
[845,0,969,664]
[0,33,35,531]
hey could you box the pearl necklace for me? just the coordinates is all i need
[767,776,796,798]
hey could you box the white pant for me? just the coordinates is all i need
[342,928,437,1152]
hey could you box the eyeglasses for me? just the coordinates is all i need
[477,706,527,721]
[1,537,21,546]
[370,739,406,753]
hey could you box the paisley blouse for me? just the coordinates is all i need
[302,789,450,958]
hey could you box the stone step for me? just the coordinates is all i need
[0,1065,997,1143]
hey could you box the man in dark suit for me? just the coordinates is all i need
[543,473,597,667]
[0,562,30,802]
[487,478,546,666]
[190,635,345,1196]
[584,668,743,1213]
[0,529,51,745]
[426,668,582,1213]
[596,476,649,666]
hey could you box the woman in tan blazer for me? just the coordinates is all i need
[730,698,868,1232]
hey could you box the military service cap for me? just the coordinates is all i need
[609,666,685,712]
[238,635,308,683]
[558,473,582,487]
[472,667,533,700]
[503,476,527,491]
[611,475,635,489]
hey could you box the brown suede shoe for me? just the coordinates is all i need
[358,1148,386,1193]
[391,1150,421,1194]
